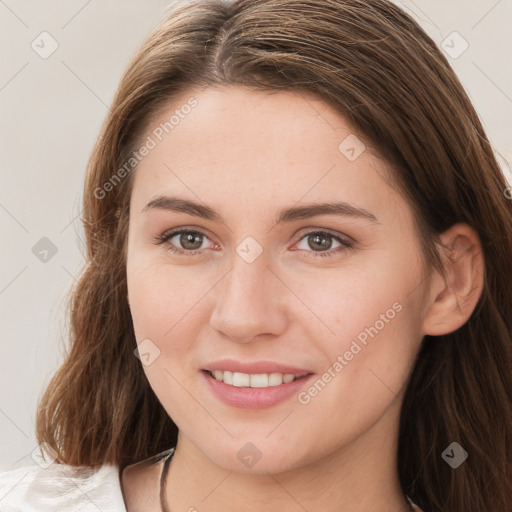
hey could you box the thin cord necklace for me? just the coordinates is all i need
[159,450,173,512]
[159,451,416,512]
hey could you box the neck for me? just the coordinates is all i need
[163,402,410,512]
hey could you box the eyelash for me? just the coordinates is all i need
[153,228,354,259]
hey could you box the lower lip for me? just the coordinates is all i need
[201,370,314,410]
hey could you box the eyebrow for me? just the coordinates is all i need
[142,195,379,225]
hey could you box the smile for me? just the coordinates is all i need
[201,364,315,409]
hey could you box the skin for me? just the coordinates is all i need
[123,85,484,511]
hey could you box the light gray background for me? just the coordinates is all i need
[1,0,511,471]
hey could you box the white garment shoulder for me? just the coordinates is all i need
[0,461,127,512]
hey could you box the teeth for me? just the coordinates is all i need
[232,372,250,387]
[269,373,284,386]
[250,374,268,388]
[209,370,300,388]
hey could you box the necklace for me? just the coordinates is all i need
[159,450,416,512]
[159,449,173,512]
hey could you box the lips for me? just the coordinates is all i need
[203,359,312,376]
[201,359,314,409]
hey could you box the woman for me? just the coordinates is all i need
[1,0,511,511]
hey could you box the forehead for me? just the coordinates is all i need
[129,85,400,220]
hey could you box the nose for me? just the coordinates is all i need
[209,252,288,344]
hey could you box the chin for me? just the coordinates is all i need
[195,437,308,475]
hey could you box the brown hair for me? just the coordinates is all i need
[36,0,512,509]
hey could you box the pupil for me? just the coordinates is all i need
[310,233,331,251]
[181,233,202,250]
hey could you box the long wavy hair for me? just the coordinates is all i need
[36,1,512,510]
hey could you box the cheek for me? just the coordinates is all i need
[290,249,424,395]
[126,260,210,416]
[126,256,215,362]
[287,249,420,344]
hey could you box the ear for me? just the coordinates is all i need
[422,223,484,336]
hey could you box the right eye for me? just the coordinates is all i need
[154,228,217,256]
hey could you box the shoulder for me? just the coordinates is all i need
[0,461,126,511]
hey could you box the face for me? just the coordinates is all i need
[126,85,429,474]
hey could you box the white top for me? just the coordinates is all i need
[0,462,127,512]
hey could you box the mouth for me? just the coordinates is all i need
[203,369,312,388]
[200,362,315,409]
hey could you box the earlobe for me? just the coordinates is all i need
[422,223,484,337]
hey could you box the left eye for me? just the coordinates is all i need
[154,228,353,258]
[295,231,347,253]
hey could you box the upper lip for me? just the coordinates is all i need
[203,359,313,376]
